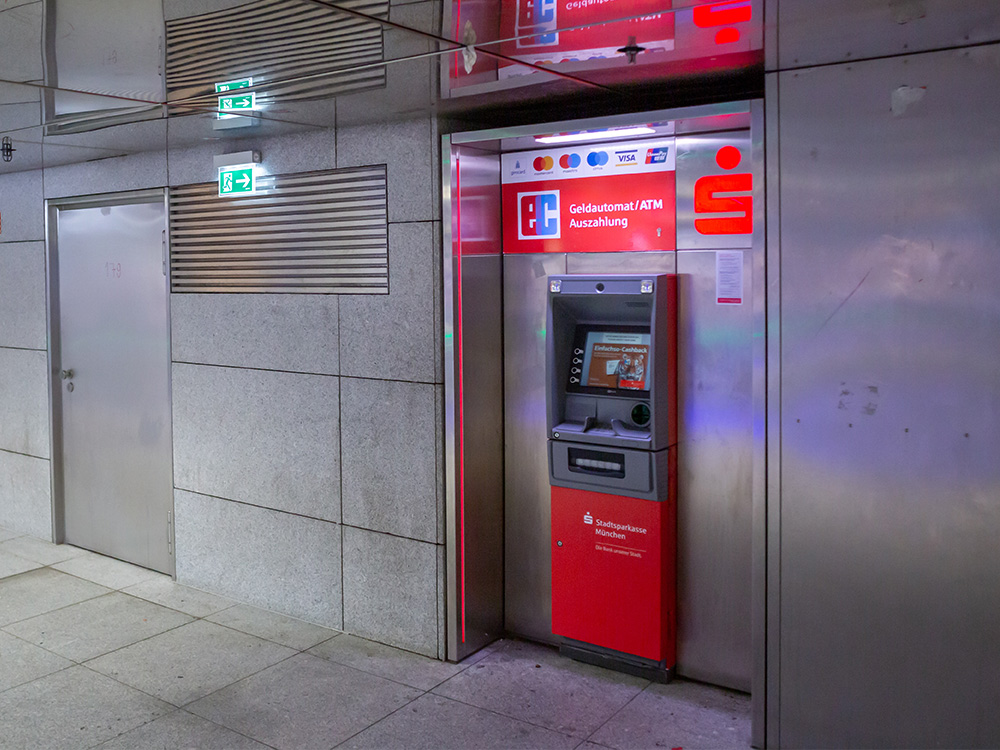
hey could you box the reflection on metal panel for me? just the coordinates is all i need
[169,166,388,294]
[52,193,173,573]
[165,0,387,112]
[675,250,752,691]
[777,0,1000,70]
[457,254,505,656]
[43,0,165,134]
[503,251,565,643]
[444,143,505,661]
[676,132,753,250]
[777,48,1000,747]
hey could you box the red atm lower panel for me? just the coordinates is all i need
[551,485,675,664]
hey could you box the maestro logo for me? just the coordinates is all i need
[518,190,560,239]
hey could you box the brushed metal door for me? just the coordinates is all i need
[53,195,173,574]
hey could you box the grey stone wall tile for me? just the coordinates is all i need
[166,124,337,186]
[0,80,39,105]
[0,241,46,350]
[0,450,51,538]
[44,149,167,200]
[174,489,343,629]
[336,117,435,224]
[0,170,44,242]
[0,3,42,82]
[171,294,339,375]
[341,378,438,543]
[172,363,340,522]
[339,222,439,383]
[342,527,438,656]
[0,348,49,458]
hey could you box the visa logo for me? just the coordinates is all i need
[615,150,638,165]
[645,147,669,164]
[517,190,560,240]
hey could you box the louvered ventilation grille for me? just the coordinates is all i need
[169,166,388,294]
[165,0,388,112]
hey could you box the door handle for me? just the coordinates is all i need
[60,369,74,380]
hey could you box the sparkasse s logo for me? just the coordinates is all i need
[584,512,593,525]
[517,190,560,239]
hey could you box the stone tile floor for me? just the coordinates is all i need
[0,527,751,749]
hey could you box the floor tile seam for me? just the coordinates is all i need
[45,562,164,592]
[203,601,344,647]
[0,620,85,659]
[124,576,241,618]
[80,707,189,750]
[76,657,221,710]
[191,615,335,654]
[0,660,77,698]
[328,682,430,750]
[175,648,304,710]
[0,545,45,568]
[116,707,284,750]
[423,689,588,741]
[63,615,198,666]
[0,581,112,631]
[576,678,652,747]
[115,585,237,621]
[298,647,446,693]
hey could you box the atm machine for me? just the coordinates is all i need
[547,273,678,681]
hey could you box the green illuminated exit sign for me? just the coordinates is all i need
[215,78,251,93]
[215,78,254,116]
[219,166,255,196]
[219,93,254,112]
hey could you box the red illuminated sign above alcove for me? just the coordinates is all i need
[444,0,763,100]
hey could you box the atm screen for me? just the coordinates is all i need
[571,326,651,393]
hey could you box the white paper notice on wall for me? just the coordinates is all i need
[716,250,743,305]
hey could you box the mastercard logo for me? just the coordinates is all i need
[559,153,582,169]
[533,156,554,171]
[587,151,610,167]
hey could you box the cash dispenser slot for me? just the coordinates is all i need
[568,447,625,478]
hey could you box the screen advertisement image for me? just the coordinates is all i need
[573,330,651,392]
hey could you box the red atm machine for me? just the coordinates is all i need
[547,273,677,681]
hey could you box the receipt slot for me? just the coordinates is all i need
[547,273,677,681]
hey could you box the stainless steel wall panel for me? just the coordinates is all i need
[502,251,565,643]
[776,47,1000,748]
[777,0,1000,70]
[675,250,753,691]
[444,142,504,660]
[456,254,505,655]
